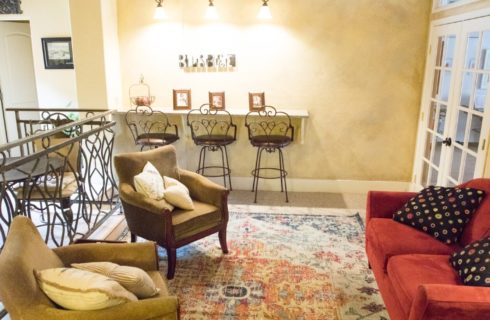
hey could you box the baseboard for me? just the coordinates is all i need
[208,177,412,193]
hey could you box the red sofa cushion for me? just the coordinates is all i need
[366,218,460,272]
[387,254,461,316]
[460,179,490,246]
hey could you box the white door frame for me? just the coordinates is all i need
[412,8,490,190]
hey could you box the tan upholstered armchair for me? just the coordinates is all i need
[113,145,229,279]
[0,216,178,320]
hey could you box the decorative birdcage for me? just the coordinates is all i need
[129,75,155,107]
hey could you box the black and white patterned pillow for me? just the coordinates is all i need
[393,186,485,244]
[450,236,490,287]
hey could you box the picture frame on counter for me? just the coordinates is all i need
[209,92,226,110]
[248,92,265,111]
[173,89,192,110]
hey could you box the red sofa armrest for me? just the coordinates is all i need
[366,191,417,223]
[409,284,490,320]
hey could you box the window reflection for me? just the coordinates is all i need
[455,111,468,145]
[438,0,464,7]
[468,115,482,152]
[460,72,474,108]
[465,32,479,69]
[474,74,488,112]
[479,31,490,70]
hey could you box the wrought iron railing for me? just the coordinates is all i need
[0,108,118,248]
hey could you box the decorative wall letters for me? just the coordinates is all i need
[179,54,236,71]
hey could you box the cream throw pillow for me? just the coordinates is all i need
[134,162,164,200]
[163,176,194,210]
[134,162,174,211]
[34,268,137,311]
[72,262,159,299]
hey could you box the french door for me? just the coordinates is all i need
[415,16,490,187]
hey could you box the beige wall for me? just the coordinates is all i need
[0,0,78,107]
[69,0,108,108]
[101,0,123,109]
[117,0,431,182]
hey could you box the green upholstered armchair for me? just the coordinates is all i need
[0,216,179,320]
[113,145,230,280]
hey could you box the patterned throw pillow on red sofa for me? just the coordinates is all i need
[450,236,490,286]
[393,186,485,244]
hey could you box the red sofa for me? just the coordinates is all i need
[365,178,490,320]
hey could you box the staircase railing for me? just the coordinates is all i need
[0,108,118,248]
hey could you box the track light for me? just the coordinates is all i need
[205,0,218,20]
[257,0,272,20]
[154,0,166,20]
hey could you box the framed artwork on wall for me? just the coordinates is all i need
[173,89,192,110]
[248,92,265,111]
[209,92,225,110]
[41,38,74,69]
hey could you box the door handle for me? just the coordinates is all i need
[442,137,452,146]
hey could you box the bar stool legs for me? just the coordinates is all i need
[197,145,232,190]
[251,146,289,203]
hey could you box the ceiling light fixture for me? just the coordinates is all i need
[257,0,272,20]
[154,0,166,20]
[205,0,218,20]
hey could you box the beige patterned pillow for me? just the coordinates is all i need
[134,162,174,211]
[163,176,194,210]
[34,268,137,311]
[72,262,160,299]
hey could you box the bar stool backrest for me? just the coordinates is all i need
[186,104,237,140]
[125,106,177,144]
[245,106,294,142]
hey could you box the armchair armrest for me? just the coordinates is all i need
[409,284,490,320]
[366,190,416,223]
[53,242,159,271]
[26,296,178,320]
[179,169,229,208]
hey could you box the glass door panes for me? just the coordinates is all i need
[420,33,457,186]
[444,28,490,186]
[436,0,466,9]
[439,0,463,4]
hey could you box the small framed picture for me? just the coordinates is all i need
[248,92,265,111]
[173,89,192,110]
[41,37,74,69]
[209,92,225,110]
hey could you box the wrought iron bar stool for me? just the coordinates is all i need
[245,106,294,203]
[187,104,237,190]
[125,106,179,150]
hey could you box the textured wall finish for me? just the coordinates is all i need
[117,0,431,182]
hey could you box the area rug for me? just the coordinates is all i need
[122,208,388,320]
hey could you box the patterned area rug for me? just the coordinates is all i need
[123,209,388,320]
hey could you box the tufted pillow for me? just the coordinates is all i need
[35,268,137,310]
[393,186,485,244]
[163,176,194,210]
[450,236,490,286]
[72,262,159,299]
